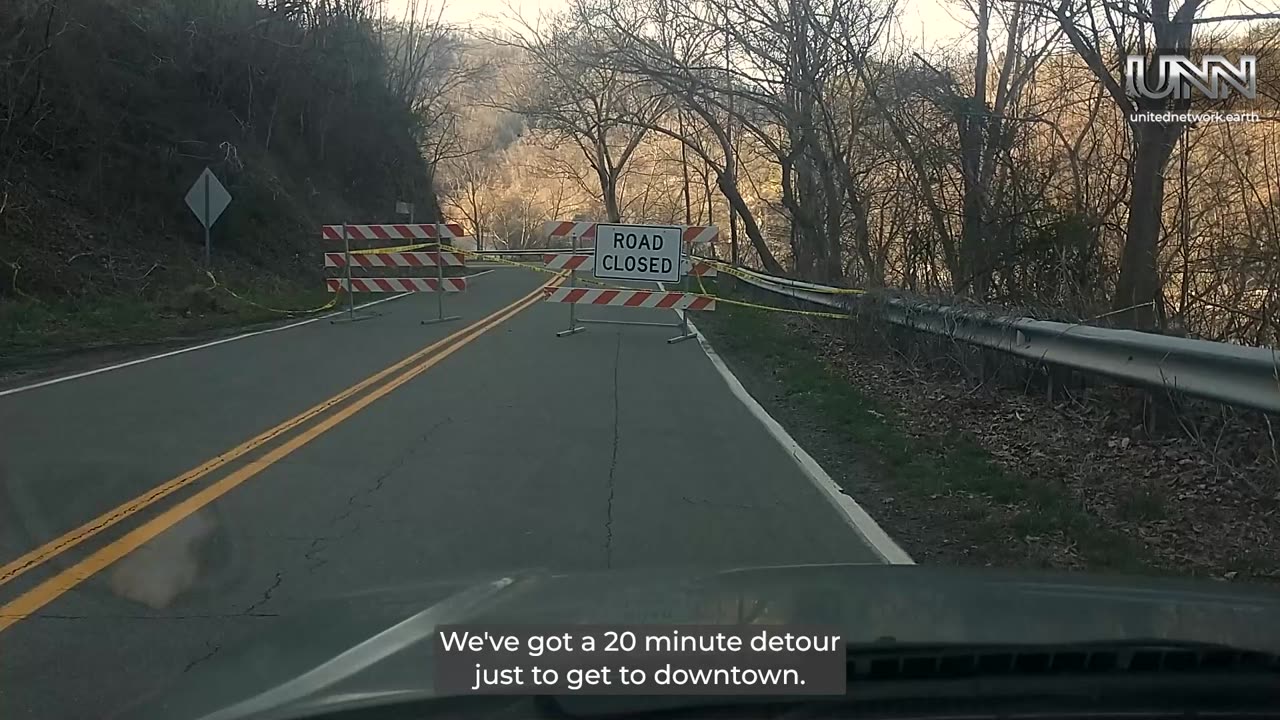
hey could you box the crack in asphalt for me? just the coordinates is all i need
[301,417,452,575]
[680,496,796,511]
[183,639,222,673]
[605,334,620,568]
[303,534,330,573]
[194,418,454,626]
[242,571,283,615]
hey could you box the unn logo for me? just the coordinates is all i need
[1125,54,1257,100]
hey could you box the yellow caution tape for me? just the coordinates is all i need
[709,294,852,319]
[701,258,866,295]
[205,272,339,315]
[347,243,434,255]
[443,245,590,281]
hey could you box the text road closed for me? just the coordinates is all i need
[594,224,681,283]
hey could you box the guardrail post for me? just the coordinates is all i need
[1046,366,1066,403]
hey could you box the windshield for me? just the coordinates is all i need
[1,0,1278,718]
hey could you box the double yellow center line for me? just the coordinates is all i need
[0,275,558,633]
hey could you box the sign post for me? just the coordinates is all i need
[184,167,232,266]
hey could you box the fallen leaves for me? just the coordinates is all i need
[788,316,1280,582]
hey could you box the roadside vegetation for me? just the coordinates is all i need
[0,275,333,364]
[0,0,465,359]
[695,279,1280,580]
[696,291,1155,575]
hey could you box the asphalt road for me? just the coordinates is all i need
[0,267,880,719]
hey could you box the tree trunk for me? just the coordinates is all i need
[958,161,988,296]
[780,153,816,277]
[820,159,844,283]
[1113,122,1177,329]
[718,172,785,275]
[603,176,622,222]
[595,163,623,222]
[957,0,991,298]
[680,113,692,225]
[848,187,880,287]
[790,225,815,278]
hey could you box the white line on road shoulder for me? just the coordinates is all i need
[0,269,497,398]
[658,281,913,565]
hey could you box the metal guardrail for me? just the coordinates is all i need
[725,264,1280,415]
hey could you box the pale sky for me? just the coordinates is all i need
[384,0,1274,57]
[390,0,1273,50]
[387,0,972,48]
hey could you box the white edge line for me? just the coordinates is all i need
[658,280,913,566]
[0,268,498,398]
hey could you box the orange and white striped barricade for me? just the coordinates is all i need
[540,221,718,344]
[541,221,719,256]
[320,223,466,242]
[543,288,715,311]
[321,223,469,325]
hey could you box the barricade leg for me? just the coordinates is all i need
[422,238,461,325]
[666,249,696,343]
[556,233,585,336]
[666,308,696,344]
[557,301,586,336]
[581,318,681,328]
[330,223,378,324]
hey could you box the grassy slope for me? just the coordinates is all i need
[0,282,335,361]
[694,285,1157,574]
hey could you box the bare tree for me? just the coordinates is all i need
[1014,0,1278,327]
[486,12,665,222]
[436,0,1279,346]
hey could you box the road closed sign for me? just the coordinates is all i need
[593,223,682,283]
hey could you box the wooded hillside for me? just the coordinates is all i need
[1,0,459,349]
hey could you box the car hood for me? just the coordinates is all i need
[125,563,1280,720]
